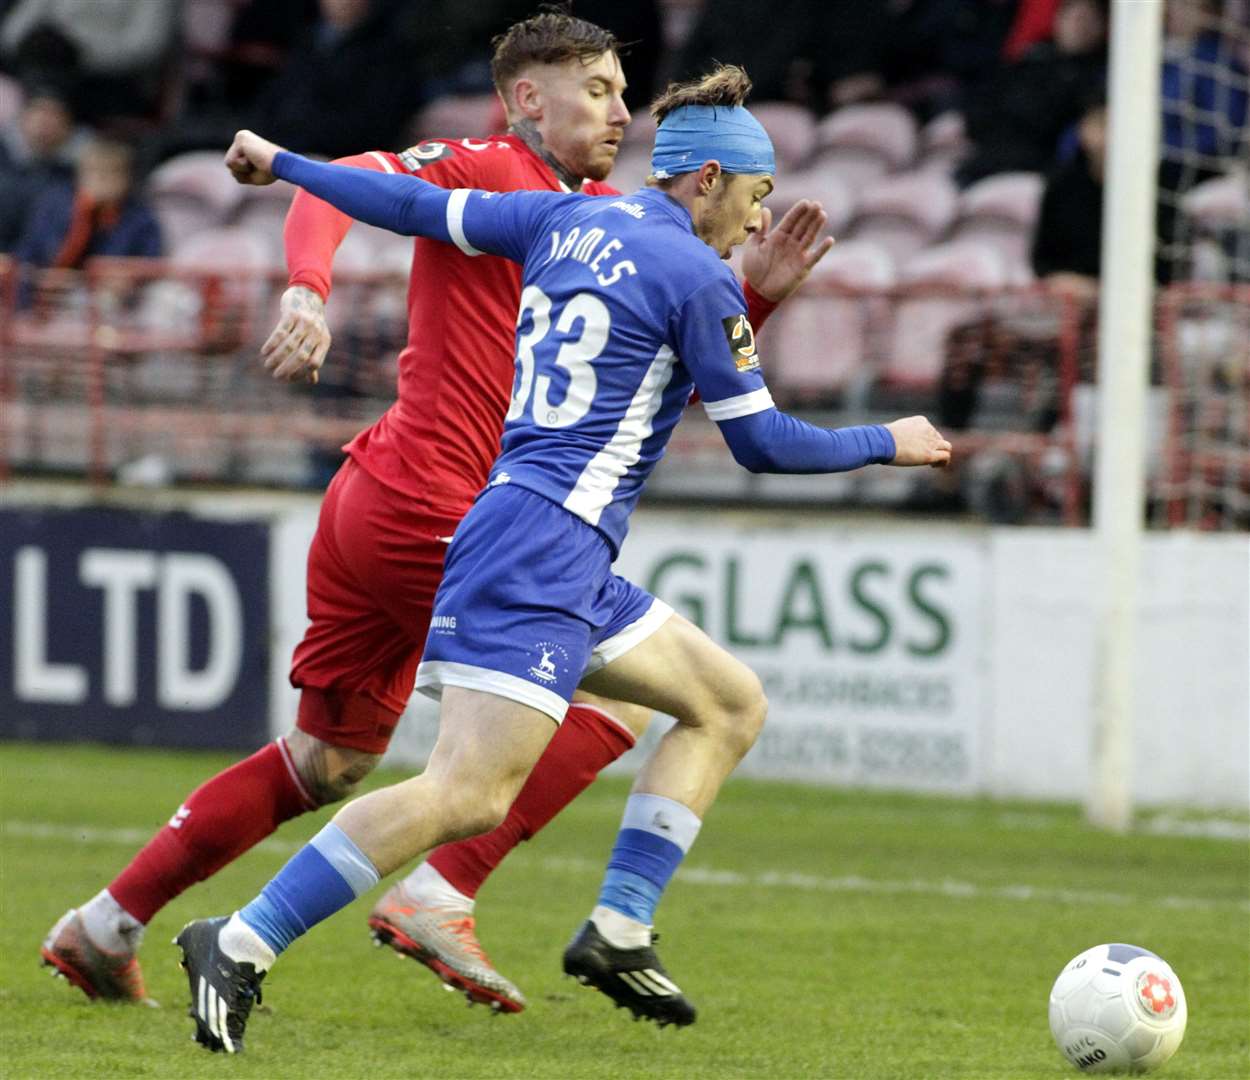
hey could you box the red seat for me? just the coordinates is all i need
[816,103,917,170]
[750,102,817,171]
[844,170,959,264]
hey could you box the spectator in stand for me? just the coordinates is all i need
[878,0,1019,117]
[220,0,321,112]
[0,82,88,252]
[956,0,1108,186]
[1156,0,1249,280]
[245,0,422,160]
[388,1,663,112]
[0,0,181,123]
[1031,93,1106,303]
[1001,0,1065,63]
[675,0,830,107]
[1162,0,1249,162]
[15,136,162,270]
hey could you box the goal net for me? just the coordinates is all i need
[1152,0,1250,530]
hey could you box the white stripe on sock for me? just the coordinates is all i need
[197,975,207,1023]
[619,793,702,853]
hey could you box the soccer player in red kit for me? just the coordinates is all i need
[41,13,833,1013]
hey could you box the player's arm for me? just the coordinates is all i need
[285,151,401,301]
[226,130,556,262]
[262,153,395,384]
[677,277,951,472]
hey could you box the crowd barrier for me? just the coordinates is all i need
[1,257,1246,528]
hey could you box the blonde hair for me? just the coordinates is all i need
[649,64,753,125]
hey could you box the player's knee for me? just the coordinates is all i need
[724,668,768,756]
[695,662,767,758]
[284,729,383,807]
[436,786,512,840]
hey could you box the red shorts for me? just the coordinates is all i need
[289,458,462,753]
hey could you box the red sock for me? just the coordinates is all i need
[427,703,636,898]
[107,739,317,924]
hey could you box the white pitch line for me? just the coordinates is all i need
[6,820,1248,914]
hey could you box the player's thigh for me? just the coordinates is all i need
[420,686,559,827]
[325,460,457,641]
[293,459,453,708]
[580,609,765,729]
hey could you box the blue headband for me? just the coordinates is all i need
[650,104,776,179]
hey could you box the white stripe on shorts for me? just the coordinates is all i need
[415,660,567,723]
[584,598,674,674]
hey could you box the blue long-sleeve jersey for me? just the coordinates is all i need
[273,152,895,554]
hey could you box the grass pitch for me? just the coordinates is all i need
[1,742,1247,1079]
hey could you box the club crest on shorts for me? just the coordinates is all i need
[722,313,760,372]
[527,642,570,684]
[398,141,456,172]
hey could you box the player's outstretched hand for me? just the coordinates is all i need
[224,129,283,186]
[885,415,952,468]
[741,199,835,302]
[261,286,330,384]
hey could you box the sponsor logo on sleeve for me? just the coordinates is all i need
[398,141,456,172]
[722,313,760,372]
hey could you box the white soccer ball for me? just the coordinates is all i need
[1048,943,1187,1074]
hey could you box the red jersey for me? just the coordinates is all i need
[285,134,777,518]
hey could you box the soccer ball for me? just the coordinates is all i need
[1048,943,1187,1074]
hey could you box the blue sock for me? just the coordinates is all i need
[596,794,702,925]
[238,823,379,955]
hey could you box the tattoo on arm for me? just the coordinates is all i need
[289,286,326,315]
[510,118,583,192]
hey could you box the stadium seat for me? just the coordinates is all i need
[150,151,246,215]
[608,145,654,195]
[1182,171,1250,228]
[756,241,897,401]
[770,168,856,234]
[901,240,1010,290]
[958,172,1044,230]
[149,151,248,249]
[843,170,959,264]
[0,73,23,127]
[181,0,236,55]
[882,240,1009,390]
[917,110,969,173]
[411,94,506,141]
[811,239,897,290]
[749,102,817,171]
[815,102,917,172]
[950,172,1044,278]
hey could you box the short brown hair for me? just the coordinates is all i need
[490,10,619,92]
[650,64,753,125]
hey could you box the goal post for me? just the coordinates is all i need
[1087,0,1164,831]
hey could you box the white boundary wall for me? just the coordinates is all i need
[267,507,1249,810]
[9,486,1241,808]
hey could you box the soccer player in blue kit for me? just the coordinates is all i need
[179,65,952,1052]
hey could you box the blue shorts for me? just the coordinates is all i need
[415,485,671,722]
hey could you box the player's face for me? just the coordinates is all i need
[702,173,774,259]
[532,51,630,183]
